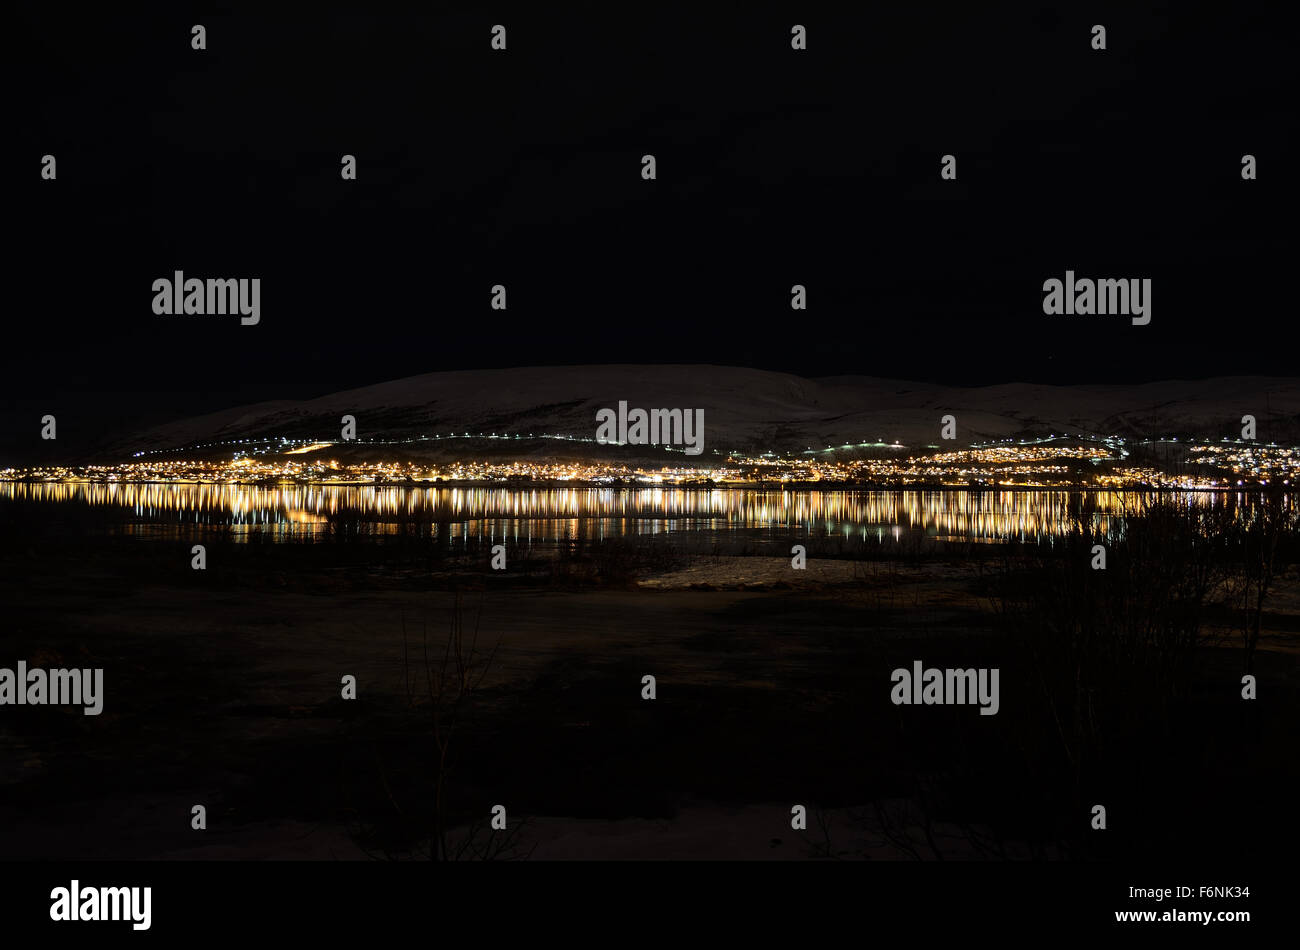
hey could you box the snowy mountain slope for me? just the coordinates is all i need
[113,366,1300,457]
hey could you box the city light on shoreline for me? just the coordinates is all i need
[3,433,1295,491]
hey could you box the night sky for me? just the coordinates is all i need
[9,4,1294,447]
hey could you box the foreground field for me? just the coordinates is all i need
[1,537,1296,860]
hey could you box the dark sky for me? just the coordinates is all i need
[9,4,1295,441]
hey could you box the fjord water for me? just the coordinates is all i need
[0,481,1255,548]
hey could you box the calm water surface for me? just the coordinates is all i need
[0,481,1269,547]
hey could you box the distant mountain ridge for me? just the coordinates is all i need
[110,365,1300,460]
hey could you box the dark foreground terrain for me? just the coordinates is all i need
[1,514,1296,861]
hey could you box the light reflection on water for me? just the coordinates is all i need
[0,481,1270,546]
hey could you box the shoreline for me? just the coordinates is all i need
[0,476,1279,492]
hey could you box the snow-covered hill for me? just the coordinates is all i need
[113,365,1300,458]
